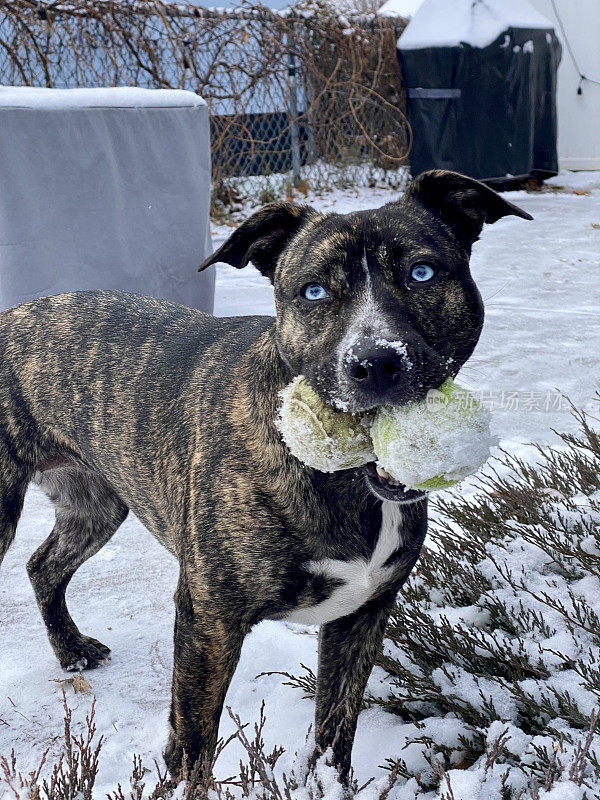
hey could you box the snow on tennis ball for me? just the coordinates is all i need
[276,375,374,472]
[371,379,495,491]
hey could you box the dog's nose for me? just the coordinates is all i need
[346,346,407,393]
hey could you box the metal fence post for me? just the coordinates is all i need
[286,25,301,187]
[304,77,316,166]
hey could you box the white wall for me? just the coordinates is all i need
[530,0,600,170]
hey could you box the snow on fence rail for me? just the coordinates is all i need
[0,0,411,198]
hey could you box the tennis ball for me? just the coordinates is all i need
[371,379,494,491]
[276,375,374,472]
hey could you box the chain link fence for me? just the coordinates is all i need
[0,0,411,208]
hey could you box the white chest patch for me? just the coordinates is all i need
[286,502,404,625]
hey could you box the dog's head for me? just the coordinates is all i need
[201,171,531,417]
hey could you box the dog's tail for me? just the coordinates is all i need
[0,465,28,568]
[0,523,17,568]
[0,312,31,568]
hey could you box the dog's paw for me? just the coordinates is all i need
[164,730,211,785]
[164,728,184,779]
[60,636,111,671]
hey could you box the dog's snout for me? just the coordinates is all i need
[346,347,407,393]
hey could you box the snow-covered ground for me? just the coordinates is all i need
[1,171,599,797]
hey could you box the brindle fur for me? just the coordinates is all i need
[0,171,531,780]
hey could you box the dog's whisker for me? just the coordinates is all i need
[483,280,512,302]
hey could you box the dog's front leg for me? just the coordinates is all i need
[165,573,246,782]
[314,592,396,781]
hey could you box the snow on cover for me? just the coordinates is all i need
[377,0,423,20]
[397,0,554,51]
[0,86,207,109]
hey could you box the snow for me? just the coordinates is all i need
[396,0,554,51]
[377,0,423,19]
[1,171,600,797]
[375,338,411,362]
[0,86,207,109]
[547,170,600,191]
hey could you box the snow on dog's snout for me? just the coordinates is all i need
[331,287,428,413]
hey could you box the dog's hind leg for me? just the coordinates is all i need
[27,466,129,671]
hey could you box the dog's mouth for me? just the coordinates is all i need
[363,462,426,504]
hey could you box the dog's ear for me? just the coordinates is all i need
[198,202,317,282]
[408,170,532,247]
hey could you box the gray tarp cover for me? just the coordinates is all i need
[0,87,214,313]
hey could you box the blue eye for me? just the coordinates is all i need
[302,282,328,301]
[410,264,437,283]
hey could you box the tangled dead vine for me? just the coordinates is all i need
[0,0,411,195]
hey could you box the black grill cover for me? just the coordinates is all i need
[398,27,562,182]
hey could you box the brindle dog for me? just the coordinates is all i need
[0,171,531,780]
